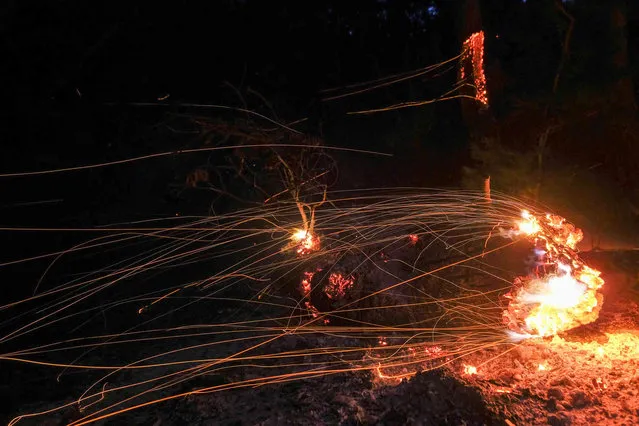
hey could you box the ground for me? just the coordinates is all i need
[5,253,639,426]
[163,251,639,426]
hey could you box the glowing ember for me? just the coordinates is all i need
[300,269,323,320]
[408,234,419,245]
[463,364,478,376]
[424,345,443,356]
[461,31,488,106]
[503,211,605,337]
[325,273,355,300]
[290,229,320,255]
[304,301,320,318]
[548,332,639,364]
[300,271,314,296]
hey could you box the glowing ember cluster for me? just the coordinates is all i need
[300,271,315,296]
[461,31,488,106]
[324,272,355,300]
[503,211,605,337]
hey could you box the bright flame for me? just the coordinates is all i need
[292,229,308,242]
[518,269,586,309]
[504,211,604,337]
[517,210,541,236]
[463,364,478,376]
[290,229,320,255]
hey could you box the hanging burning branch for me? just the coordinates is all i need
[460,30,488,106]
[504,211,605,337]
[322,30,489,115]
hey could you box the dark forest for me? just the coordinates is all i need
[2,1,639,425]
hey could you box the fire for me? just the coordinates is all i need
[290,229,320,255]
[408,234,419,245]
[463,364,478,376]
[461,31,488,106]
[516,210,541,236]
[549,332,639,362]
[503,211,604,337]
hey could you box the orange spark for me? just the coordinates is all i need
[375,364,415,382]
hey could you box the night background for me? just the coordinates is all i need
[2,1,639,425]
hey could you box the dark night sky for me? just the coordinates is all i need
[2,0,639,238]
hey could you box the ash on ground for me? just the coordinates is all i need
[164,253,639,426]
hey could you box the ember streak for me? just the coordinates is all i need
[3,189,633,425]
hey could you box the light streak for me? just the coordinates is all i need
[0,188,610,424]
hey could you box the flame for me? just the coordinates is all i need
[516,210,541,236]
[463,364,478,376]
[291,229,320,255]
[503,211,604,337]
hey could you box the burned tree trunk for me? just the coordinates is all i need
[459,0,490,140]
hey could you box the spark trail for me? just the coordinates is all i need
[0,189,602,424]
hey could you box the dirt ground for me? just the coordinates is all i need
[161,293,638,426]
[160,251,639,426]
[5,252,639,426]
